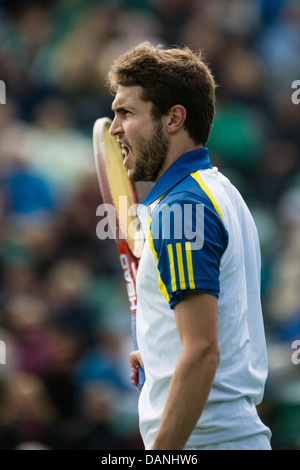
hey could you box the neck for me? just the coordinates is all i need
[155,139,202,182]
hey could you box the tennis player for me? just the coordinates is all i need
[107,42,272,450]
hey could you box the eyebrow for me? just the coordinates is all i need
[112,105,128,113]
[111,101,137,113]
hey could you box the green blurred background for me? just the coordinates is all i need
[0,0,299,450]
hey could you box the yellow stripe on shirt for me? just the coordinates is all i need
[167,244,177,291]
[190,171,223,221]
[175,243,186,290]
[148,215,170,303]
[185,241,195,290]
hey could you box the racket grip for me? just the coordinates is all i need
[131,314,145,391]
[138,364,146,391]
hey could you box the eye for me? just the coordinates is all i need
[114,107,133,119]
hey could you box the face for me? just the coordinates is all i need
[110,85,169,182]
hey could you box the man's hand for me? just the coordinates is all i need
[130,350,144,388]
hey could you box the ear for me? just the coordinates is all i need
[165,105,187,135]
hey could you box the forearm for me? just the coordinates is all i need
[151,345,219,450]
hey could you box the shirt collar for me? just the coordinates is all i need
[141,147,212,206]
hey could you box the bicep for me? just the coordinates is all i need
[173,292,218,352]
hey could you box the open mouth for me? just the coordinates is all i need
[119,141,130,166]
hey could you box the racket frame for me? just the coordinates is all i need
[93,117,145,390]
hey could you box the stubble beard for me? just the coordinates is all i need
[130,120,169,183]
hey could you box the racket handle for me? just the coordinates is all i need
[138,364,146,391]
[131,314,145,390]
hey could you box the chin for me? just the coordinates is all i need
[127,169,136,181]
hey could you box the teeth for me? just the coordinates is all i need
[118,141,125,156]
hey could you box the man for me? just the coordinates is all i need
[107,42,272,450]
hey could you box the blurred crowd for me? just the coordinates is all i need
[0,0,299,450]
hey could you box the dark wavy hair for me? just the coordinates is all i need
[107,42,216,146]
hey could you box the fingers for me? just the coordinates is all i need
[130,368,139,388]
[129,350,144,388]
[130,350,144,368]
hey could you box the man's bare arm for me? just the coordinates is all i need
[151,292,220,450]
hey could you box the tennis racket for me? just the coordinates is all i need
[93,116,145,390]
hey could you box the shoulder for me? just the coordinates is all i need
[151,172,221,222]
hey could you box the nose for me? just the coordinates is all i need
[109,116,122,136]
